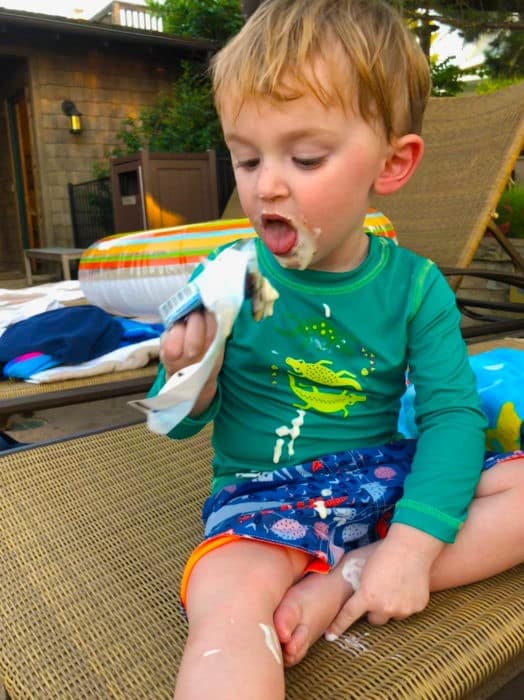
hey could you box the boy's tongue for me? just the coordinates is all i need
[263,219,297,255]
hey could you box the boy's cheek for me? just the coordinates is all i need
[235,182,254,213]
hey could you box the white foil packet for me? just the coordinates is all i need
[129,240,275,434]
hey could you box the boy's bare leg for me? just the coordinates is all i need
[174,539,308,700]
[275,457,524,667]
[428,456,524,589]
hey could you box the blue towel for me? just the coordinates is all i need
[116,318,164,345]
[0,305,123,370]
[2,352,59,379]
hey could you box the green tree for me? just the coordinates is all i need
[389,2,522,78]
[430,56,464,96]
[481,27,524,79]
[112,62,225,156]
[147,0,242,41]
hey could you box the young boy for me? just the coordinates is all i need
[149,1,524,697]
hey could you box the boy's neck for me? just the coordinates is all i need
[307,231,370,274]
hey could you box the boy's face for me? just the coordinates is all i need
[222,88,392,272]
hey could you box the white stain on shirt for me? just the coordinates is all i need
[273,409,305,463]
[273,437,285,463]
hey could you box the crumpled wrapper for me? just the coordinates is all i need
[129,239,277,434]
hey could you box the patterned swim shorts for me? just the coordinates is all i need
[180,442,522,604]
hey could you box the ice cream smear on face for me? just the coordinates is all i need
[259,213,320,270]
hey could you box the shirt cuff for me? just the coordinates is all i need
[392,497,464,543]
[148,363,220,438]
[166,390,220,439]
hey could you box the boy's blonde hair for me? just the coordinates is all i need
[211,0,431,140]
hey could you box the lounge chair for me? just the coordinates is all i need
[0,285,159,434]
[0,364,156,429]
[371,80,524,338]
[0,339,522,699]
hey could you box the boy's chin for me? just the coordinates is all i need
[271,237,318,271]
[273,253,306,270]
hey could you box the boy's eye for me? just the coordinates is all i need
[235,158,260,170]
[292,156,325,169]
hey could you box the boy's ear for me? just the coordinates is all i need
[373,134,424,195]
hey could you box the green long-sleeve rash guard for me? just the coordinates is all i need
[149,234,487,543]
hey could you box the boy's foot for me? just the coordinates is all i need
[274,569,351,666]
[274,545,376,666]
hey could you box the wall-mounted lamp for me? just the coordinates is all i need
[61,100,82,134]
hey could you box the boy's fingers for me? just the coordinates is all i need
[366,610,394,626]
[160,310,211,375]
[203,310,218,346]
[324,593,368,640]
[183,310,208,359]
[160,324,186,364]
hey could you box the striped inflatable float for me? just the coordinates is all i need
[79,212,396,318]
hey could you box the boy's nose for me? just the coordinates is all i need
[256,165,289,200]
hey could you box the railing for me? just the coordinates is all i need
[69,155,235,249]
[119,8,163,32]
[68,177,115,248]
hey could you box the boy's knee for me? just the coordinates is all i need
[186,542,298,620]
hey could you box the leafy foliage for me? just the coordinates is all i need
[95,0,243,166]
[146,0,243,41]
[430,56,464,96]
[111,62,225,156]
[475,75,523,94]
[389,1,522,79]
[482,30,524,79]
[497,185,524,239]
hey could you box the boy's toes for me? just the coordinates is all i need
[273,598,302,645]
[282,623,311,667]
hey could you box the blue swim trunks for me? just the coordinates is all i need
[180,442,522,603]
[204,442,521,565]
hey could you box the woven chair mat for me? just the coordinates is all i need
[0,364,158,399]
[371,82,524,270]
[0,423,523,699]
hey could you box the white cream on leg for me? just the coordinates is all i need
[259,622,283,665]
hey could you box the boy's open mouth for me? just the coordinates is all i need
[260,214,297,255]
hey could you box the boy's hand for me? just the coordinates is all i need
[160,310,223,415]
[326,524,444,637]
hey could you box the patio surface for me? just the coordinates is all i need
[4,391,145,444]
